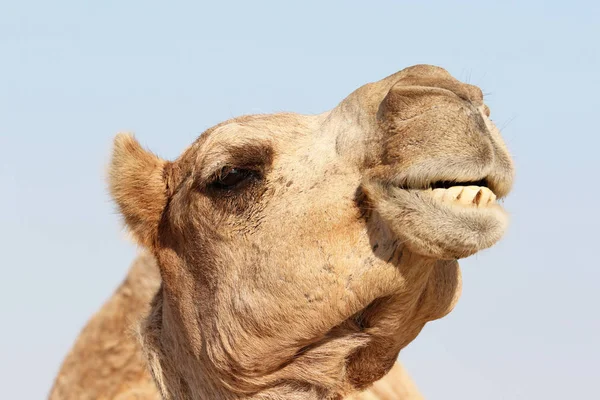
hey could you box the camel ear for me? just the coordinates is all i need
[109,133,168,248]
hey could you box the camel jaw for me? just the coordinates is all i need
[363,178,509,261]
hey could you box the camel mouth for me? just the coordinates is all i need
[428,178,489,191]
[396,176,501,209]
[417,179,498,209]
[364,174,509,260]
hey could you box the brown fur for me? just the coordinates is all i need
[50,64,514,399]
[49,253,416,400]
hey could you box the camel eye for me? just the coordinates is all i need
[211,167,258,190]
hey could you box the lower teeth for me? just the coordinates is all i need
[428,186,496,207]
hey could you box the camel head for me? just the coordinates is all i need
[109,65,514,399]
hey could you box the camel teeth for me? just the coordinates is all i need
[426,186,496,207]
[442,186,464,203]
[432,188,446,201]
[476,187,494,207]
[457,186,481,205]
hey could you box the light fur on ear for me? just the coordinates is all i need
[109,133,168,248]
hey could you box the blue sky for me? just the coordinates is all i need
[1,1,598,399]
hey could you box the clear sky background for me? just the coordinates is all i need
[1,1,598,399]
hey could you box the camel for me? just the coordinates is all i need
[49,64,514,400]
[49,252,420,400]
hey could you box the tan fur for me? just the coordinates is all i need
[108,135,170,248]
[349,363,423,400]
[49,252,416,400]
[50,64,514,399]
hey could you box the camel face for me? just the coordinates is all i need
[109,64,514,398]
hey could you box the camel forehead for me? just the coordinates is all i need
[196,113,318,146]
